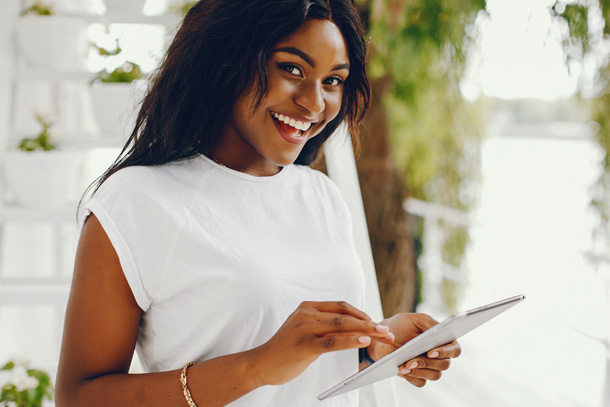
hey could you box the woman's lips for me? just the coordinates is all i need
[271,112,311,144]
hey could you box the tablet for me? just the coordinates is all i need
[318,294,525,400]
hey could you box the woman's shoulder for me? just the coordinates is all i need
[290,164,350,216]
[103,157,211,191]
[87,157,214,218]
[291,164,341,195]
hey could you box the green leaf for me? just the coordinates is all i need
[20,1,53,16]
[95,40,122,57]
[95,61,143,83]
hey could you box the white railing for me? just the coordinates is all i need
[403,198,471,316]
[405,197,610,407]
[581,250,610,407]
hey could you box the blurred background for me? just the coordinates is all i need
[0,0,609,406]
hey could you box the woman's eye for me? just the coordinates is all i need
[278,63,303,77]
[324,76,344,86]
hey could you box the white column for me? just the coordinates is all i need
[324,125,399,407]
[0,0,20,205]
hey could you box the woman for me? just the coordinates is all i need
[55,0,461,406]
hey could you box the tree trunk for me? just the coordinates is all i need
[356,77,417,317]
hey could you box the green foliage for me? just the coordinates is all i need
[92,40,142,83]
[360,0,488,312]
[591,87,610,231]
[554,3,591,57]
[95,61,143,83]
[366,0,487,207]
[552,0,610,243]
[18,112,56,152]
[168,0,197,16]
[20,1,53,16]
[0,361,54,407]
[94,40,122,57]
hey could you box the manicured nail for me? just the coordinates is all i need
[358,336,371,344]
[409,362,418,369]
[375,324,389,333]
[400,368,411,375]
[385,332,395,341]
[430,351,440,358]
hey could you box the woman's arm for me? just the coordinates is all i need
[56,214,393,407]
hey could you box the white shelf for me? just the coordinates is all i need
[0,2,174,317]
[64,12,181,26]
[1,203,76,223]
[14,68,94,82]
[0,278,71,305]
[6,134,125,150]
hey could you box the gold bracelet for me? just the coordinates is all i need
[180,362,198,407]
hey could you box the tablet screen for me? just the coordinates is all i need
[318,294,525,400]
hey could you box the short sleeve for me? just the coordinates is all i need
[79,167,184,312]
[81,198,152,311]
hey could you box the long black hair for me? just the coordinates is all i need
[90,0,370,194]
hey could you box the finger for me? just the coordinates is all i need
[305,301,372,321]
[400,357,451,374]
[400,367,443,382]
[311,313,395,341]
[409,313,439,333]
[428,340,462,359]
[400,375,427,388]
[312,333,373,353]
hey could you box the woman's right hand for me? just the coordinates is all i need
[251,301,395,386]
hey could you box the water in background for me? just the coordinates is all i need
[399,120,609,407]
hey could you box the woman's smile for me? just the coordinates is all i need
[270,111,316,144]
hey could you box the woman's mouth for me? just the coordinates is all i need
[271,111,314,144]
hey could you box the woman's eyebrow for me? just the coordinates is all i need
[273,46,350,71]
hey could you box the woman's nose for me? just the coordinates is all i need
[294,81,325,114]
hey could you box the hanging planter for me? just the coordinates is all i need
[2,113,84,209]
[15,15,88,71]
[89,78,145,143]
[89,52,145,142]
[3,150,84,209]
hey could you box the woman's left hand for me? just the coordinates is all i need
[366,313,461,388]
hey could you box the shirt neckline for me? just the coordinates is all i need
[198,154,291,182]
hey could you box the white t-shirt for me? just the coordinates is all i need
[82,154,366,406]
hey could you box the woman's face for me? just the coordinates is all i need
[215,19,350,176]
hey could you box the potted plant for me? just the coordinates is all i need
[89,40,145,143]
[2,112,84,209]
[15,0,88,71]
[0,360,53,407]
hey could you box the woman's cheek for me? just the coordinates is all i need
[325,91,343,120]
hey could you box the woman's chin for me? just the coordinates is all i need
[267,149,305,168]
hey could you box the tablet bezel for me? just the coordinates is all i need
[317,294,526,400]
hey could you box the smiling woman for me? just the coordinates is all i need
[55,1,461,407]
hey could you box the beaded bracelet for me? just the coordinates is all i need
[180,362,199,407]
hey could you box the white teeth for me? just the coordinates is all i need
[272,112,312,132]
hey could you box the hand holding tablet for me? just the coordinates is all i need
[318,294,526,400]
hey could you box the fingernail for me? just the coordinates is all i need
[400,368,411,375]
[409,362,418,369]
[430,351,440,358]
[385,332,395,341]
[375,324,389,333]
[358,336,371,344]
